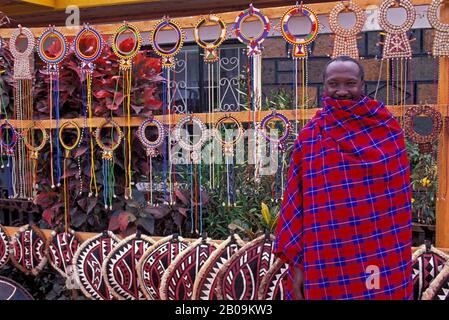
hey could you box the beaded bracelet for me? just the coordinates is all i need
[95,119,124,160]
[23,122,48,160]
[137,117,166,158]
[404,105,442,154]
[151,17,185,68]
[257,111,291,151]
[111,22,141,70]
[235,4,270,56]
[280,3,318,58]
[194,15,227,63]
[213,114,244,156]
[59,121,81,157]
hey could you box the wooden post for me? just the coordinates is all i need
[436,1,449,247]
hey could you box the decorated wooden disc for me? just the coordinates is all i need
[422,263,449,300]
[0,276,34,300]
[216,234,276,300]
[258,258,289,300]
[9,225,47,275]
[103,233,155,300]
[0,225,10,269]
[193,234,244,300]
[137,235,190,300]
[46,229,81,279]
[412,243,449,300]
[160,237,217,300]
[73,231,120,300]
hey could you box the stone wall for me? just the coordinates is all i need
[261,28,438,108]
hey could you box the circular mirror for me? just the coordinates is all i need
[412,114,433,136]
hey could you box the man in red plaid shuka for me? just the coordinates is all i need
[273,56,412,300]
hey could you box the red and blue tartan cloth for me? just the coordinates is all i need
[273,96,413,300]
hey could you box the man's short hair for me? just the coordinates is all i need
[323,56,365,82]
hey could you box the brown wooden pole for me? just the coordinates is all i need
[0,105,421,129]
[436,1,449,248]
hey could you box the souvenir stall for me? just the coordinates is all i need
[0,0,448,300]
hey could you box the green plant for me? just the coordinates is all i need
[406,139,437,225]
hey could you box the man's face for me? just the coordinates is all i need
[323,61,364,100]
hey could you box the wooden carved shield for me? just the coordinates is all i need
[216,234,276,300]
[46,229,81,279]
[160,237,217,300]
[0,225,10,269]
[412,244,449,300]
[102,233,155,300]
[193,233,245,300]
[73,231,120,300]
[0,276,34,300]
[9,225,47,275]
[422,262,449,300]
[137,235,190,300]
[258,258,289,300]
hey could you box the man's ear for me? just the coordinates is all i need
[360,79,365,90]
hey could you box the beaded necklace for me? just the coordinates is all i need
[58,121,81,233]
[137,117,166,206]
[37,26,68,189]
[173,115,208,235]
[329,1,365,59]
[95,119,124,210]
[378,0,415,128]
[151,17,185,205]
[257,111,291,202]
[213,114,244,207]
[0,121,18,198]
[194,15,227,190]
[280,2,318,133]
[10,25,35,199]
[235,4,270,184]
[74,24,104,197]
[111,22,141,201]
[22,122,48,199]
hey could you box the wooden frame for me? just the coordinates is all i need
[0,105,422,129]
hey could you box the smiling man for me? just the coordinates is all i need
[273,56,413,300]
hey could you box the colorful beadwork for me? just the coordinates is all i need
[37,26,68,73]
[194,15,227,63]
[280,3,319,58]
[111,22,141,70]
[329,1,365,59]
[137,117,166,158]
[74,24,104,72]
[234,4,270,56]
[151,17,185,68]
